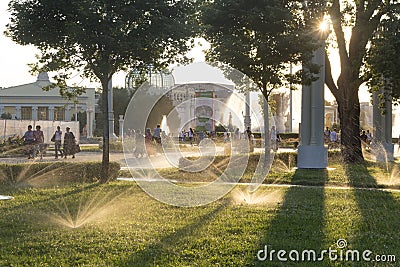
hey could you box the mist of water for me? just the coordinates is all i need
[231,187,283,206]
[161,115,170,136]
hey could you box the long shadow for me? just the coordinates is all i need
[345,163,400,265]
[120,199,230,266]
[252,169,328,266]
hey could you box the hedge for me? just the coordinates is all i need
[179,150,343,169]
[0,161,120,186]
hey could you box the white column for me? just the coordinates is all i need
[16,106,21,120]
[108,77,117,139]
[49,106,55,121]
[297,40,328,168]
[310,45,325,146]
[32,106,38,121]
[86,105,94,138]
[244,91,251,130]
[0,105,4,115]
[65,106,71,121]
[119,115,124,137]
[372,89,394,161]
[289,63,293,133]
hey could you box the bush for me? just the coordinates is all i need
[178,150,343,169]
[99,140,123,152]
[0,161,120,186]
[279,133,299,140]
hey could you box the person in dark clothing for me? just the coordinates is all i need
[360,130,368,149]
[63,127,76,159]
[22,125,35,159]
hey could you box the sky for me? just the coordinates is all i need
[0,1,370,103]
[0,1,216,88]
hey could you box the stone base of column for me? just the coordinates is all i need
[371,142,394,162]
[109,132,118,140]
[297,145,328,169]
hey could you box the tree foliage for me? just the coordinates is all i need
[325,0,400,162]
[201,0,319,97]
[6,0,199,181]
[367,13,400,104]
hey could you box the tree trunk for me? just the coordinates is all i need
[100,77,110,183]
[336,84,364,163]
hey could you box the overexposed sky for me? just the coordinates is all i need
[0,1,212,88]
[0,1,371,103]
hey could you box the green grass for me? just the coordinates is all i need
[141,155,400,190]
[1,160,400,266]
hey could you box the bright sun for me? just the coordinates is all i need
[319,20,329,32]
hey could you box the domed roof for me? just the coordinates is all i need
[36,72,50,82]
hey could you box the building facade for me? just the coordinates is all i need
[0,72,95,138]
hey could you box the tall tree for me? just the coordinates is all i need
[6,0,199,181]
[201,0,318,182]
[201,0,317,102]
[325,0,400,162]
[367,13,400,104]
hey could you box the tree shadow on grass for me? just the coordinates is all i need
[252,169,328,266]
[120,199,229,266]
[345,163,400,265]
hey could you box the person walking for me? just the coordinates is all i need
[52,126,63,159]
[360,130,368,149]
[324,127,331,144]
[33,125,44,159]
[366,130,372,149]
[153,125,162,144]
[63,127,76,159]
[188,128,194,146]
[22,125,35,159]
[329,128,338,149]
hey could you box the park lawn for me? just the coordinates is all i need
[154,157,400,190]
[1,168,400,266]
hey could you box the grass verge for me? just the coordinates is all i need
[0,180,399,266]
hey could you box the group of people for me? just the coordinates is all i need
[324,127,373,149]
[324,127,340,149]
[21,125,45,159]
[22,125,77,159]
[360,130,373,149]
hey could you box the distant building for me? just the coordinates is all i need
[0,72,95,137]
[167,83,235,133]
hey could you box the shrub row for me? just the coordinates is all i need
[178,150,343,169]
[0,161,120,186]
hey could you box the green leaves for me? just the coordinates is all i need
[6,0,200,83]
[366,13,400,101]
[201,0,317,93]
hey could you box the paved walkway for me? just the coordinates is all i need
[1,145,399,168]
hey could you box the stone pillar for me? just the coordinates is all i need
[297,40,328,168]
[16,106,21,120]
[65,106,71,121]
[273,93,286,133]
[86,106,93,138]
[49,106,55,121]
[244,92,251,130]
[372,90,394,162]
[32,106,38,121]
[0,105,4,115]
[108,78,117,139]
[119,115,124,137]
